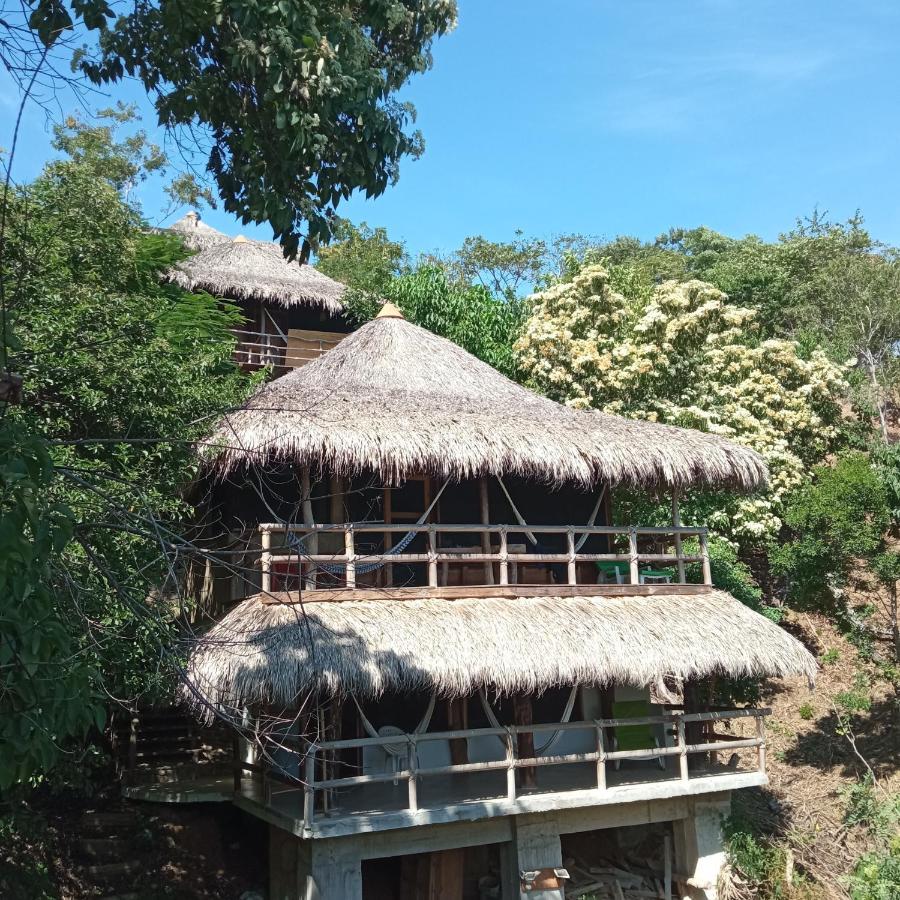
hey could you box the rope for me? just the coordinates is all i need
[351,693,437,756]
[496,478,606,550]
[287,478,451,576]
[478,685,579,754]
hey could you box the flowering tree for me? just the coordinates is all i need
[515,266,847,539]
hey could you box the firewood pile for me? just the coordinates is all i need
[563,858,676,900]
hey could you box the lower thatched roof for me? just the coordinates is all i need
[181,591,816,719]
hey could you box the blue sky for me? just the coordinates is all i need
[5,0,900,256]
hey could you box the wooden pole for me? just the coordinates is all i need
[383,486,393,588]
[629,527,640,585]
[479,478,495,585]
[567,528,577,585]
[672,490,686,585]
[447,698,469,765]
[260,526,272,595]
[699,530,712,586]
[344,527,356,589]
[301,466,317,590]
[514,695,536,788]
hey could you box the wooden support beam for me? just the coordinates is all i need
[514,695,536,789]
[479,478,494,585]
[301,467,317,590]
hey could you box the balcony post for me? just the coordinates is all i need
[672,490,686,584]
[427,526,438,587]
[407,736,418,813]
[676,714,690,781]
[479,478,495,585]
[595,721,607,791]
[567,528,577,585]
[756,713,767,774]
[301,466,317,590]
[629,527,640,584]
[304,745,317,827]
[699,530,712,586]
[499,527,509,586]
[505,727,517,801]
[344,526,356,589]
[260,526,272,595]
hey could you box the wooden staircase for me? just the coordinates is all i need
[76,809,145,900]
[109,706,231,796]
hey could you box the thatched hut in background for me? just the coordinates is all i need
[166,230,350,373]
[172,303,816,899]
[157,210,230,250]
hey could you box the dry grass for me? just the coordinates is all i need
[181,590,817,719]
[203,312,769,490]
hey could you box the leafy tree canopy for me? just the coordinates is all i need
[315,219,407,298]
[516,266,847,539]
[0,112,253,785]
[13,0,458,260]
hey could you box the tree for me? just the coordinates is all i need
[437,232,547,300]
[315,219,407,297]
[8,0,457,260]
[0,114,253,784]
[515,266,847,539]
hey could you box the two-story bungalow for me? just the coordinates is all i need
[181,303,816,900]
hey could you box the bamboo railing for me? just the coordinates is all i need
[255,523,713,593]
[236,708,768,828]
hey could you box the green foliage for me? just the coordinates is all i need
[0,429,99,788]
[843,779,900,900]
[0,806,58,899]
[0,114,253,783]
[821,648,841,665]
[348,265,525,377]
[73,1,457,259]
[315,220,407,300]
[723,814,789,894]
[849,845,900,900]
[798,703,814,720]
[770,453,890,610]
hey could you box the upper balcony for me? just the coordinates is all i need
[232,327,345,373]
[248,520,714,605]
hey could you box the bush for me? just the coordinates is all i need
[770,453,890,611]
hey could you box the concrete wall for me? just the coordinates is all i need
[270,793,733,900]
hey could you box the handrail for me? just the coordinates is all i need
[245,708,769,828]
[253,522,713,591]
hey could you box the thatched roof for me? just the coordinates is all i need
[202,306,768,490]
[181,590,816,717]
[166,235,346,313]
[163,211,231,251]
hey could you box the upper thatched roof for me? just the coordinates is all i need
[166,235,346,313]
[181,590,816,717]
[202,307,768,490]
[163,211,231,251]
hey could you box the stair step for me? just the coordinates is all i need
[79,837,128,860]
[82,860,143,881]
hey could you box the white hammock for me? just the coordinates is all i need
[478,685,579,755]
[496,478,606,551]
[287,478,450,576]
[351,692,437,753]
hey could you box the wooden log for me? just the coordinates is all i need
[447,697,469,765]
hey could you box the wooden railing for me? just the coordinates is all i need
[232,329,344,370]
[256,523,713,593]
[240,708,767,829]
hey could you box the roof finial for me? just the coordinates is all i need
[376,301,405,319]
[233,235,249,243]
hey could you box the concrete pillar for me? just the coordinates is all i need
[306,840,363,900]
[673,793,732,900]
[511,814,565,900]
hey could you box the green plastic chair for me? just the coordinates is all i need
[611,699,666,770]
[595,560,626,583]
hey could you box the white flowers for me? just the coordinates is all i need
[515,267,848,540]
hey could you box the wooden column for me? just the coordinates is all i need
[672,490,686,584]
[301,466,317,590]
[383,486,393,588]
[447,698,469,766]
[514,695,536,788]
[479,478,495,585]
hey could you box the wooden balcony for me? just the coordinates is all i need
[232,328,344,371]
[232,708,769,839]
[246,522,713,603]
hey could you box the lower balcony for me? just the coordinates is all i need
[232,708,769,839]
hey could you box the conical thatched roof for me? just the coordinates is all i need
[181,590,816,717]
[164,211,230,250]
[203,309,768,490]
[166,236,346,313]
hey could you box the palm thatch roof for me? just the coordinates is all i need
[181,590,816,717]
[163,211,231,250]
[166,235,346,313]
[202,305,768,491]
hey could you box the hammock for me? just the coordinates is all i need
[351,693,437,758]
[286,478,450,577]
[496,478,606,551]
[478,685,579,755]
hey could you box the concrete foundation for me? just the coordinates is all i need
[269,793,733,900]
